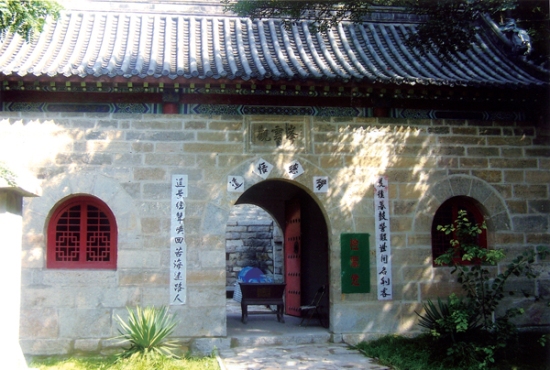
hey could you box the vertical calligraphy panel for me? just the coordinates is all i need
[374,175,392,300]
[340,233,370,294]
[170,175,187,305]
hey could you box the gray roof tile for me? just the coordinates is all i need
[0,9,547,88]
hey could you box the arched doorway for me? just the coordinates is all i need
[227,179,330,327]
[225,204,284,288]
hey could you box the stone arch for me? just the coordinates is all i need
[199,155,334,242]
[23,171,140,266]
[206,155,333,329]
[413,175,511,237]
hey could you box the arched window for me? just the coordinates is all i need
[47,196,117,269]
[431,196,487,266]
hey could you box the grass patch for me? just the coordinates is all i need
[30,354,219,370]
[355,332,550,370]
[355,334,444,370]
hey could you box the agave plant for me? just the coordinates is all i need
[417,297,450,334]
[416,294,480,344]
[114,306,180,360]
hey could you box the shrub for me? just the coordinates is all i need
[114,306,179,361]
[417,294,480,341]
[356,332,550,370]
[417,210,549,369]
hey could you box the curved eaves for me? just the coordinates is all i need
[0,10,546,88]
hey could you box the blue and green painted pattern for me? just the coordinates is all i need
[2,102,525,121]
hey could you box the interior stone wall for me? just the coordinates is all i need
[225,204,283,288]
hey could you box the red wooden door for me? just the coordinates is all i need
[284,197,301,317]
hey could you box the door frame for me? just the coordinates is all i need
[231,179,330,326]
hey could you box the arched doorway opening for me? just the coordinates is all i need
[225,179,330,329]
[225,204,284,289]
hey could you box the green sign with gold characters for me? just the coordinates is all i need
[341,233,370,294]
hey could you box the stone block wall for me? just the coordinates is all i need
[0,112,547,355]
[225,204,283,287]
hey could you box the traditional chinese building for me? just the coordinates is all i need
[0,0,548,359]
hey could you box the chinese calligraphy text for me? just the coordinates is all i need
[341,233,370,294]
[374,176,392,300]
[170,175,187,305]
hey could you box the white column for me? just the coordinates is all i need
[0,176,40,369]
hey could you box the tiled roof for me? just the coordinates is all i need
[0,9,547,88]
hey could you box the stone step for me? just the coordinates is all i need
[226,304,331,349]
[191,308,332,355]
[230,331,332,348]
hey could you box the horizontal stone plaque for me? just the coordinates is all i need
[248,120,307,152]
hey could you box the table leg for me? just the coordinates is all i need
[241,302,248,324]
[277,304,285,323]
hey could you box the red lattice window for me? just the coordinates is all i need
[431,196,487,266]
[47,196,117,269]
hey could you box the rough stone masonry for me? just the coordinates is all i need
[0,112,547,355]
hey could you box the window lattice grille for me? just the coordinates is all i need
[48,197,116,269]
[55,205,82,261]
[86,205,111,262]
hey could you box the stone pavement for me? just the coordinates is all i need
[217,342,390,370]
[218,300,390,369]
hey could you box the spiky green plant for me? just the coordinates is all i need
[417,294,480,343]
[114,306,180,360]
[416,210,549,369]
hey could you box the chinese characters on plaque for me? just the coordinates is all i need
[170,175,187,305]
[374,175,392,300]
[254,123,299,147]
[227,175,245,192]
[313,176,329,193]
[228,157,330,195]
[340,233,370,294]
[285,160,304,179]
[252,158,274,179]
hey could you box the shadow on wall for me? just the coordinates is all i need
[225,204,283,294]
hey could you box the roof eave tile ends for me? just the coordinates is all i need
[0,10,546,88]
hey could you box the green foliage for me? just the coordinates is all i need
[356,332,550,370]
[112,353,218,370]
[405,0,517,58]
[415,295,498,369]
[0,162,16,186]
[114,306,180,361]
[0,0,61,41]
[30,356,113,370]
[434,210,546,332]
[30,354,219,370]
[417,294,480,341]
[222,1,549,62]
[416,209,549,369]
[355,334,445,370]
[539,333,548,346]
[222,0,400,33]
[514,0,550,65]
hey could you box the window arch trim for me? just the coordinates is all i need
[47,195,117,269]
[431,196,488,266]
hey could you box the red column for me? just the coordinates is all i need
[163,102,179,114]
[373,107,390,117]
